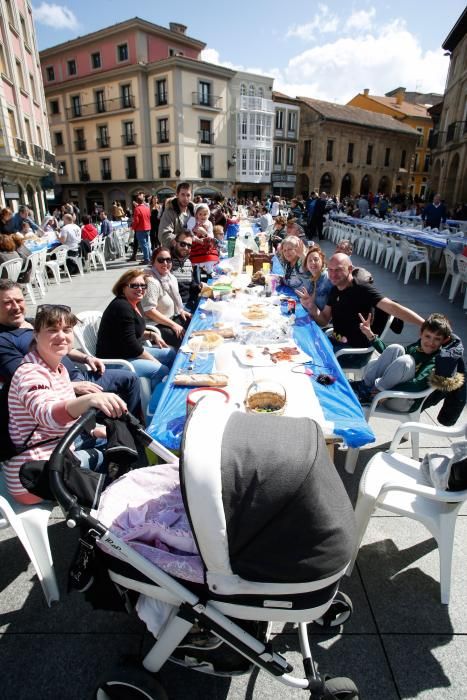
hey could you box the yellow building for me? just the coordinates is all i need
[348,88,434,199]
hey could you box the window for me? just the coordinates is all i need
[286,146,295,167]
[120,84,132,109]
[201,154,212,178]
[248,84,255,96]
[91,52,101,69]
[54,131,63,146]
[240,83,246,96]
[122,121,135,146]
[366,144,373,165]
[15,60,25,91]
[157,118,169,143]
[413,153,418,171]
[5,0,15,25]
[326,140,334,162]
[29,73,37,101]
[117,43,128,62]
[126,155,137,178]
[7,109,17,140]
[275,110,284,130]
[67,59,77,76]
[199,119,212,144]
[258,86,264,98]
[50,99,60,115]
[198,81,211,106]
[239,113,248,140]
[274,145,282,166]
[75,128,86,151]
[46,66,55,81]
[95,89,106,113]
[423,154,430,172]
[347,142,354,163]
[287,111,297,132]
[400,149,406,169]
[20,15,29,46]
[71,95,81,117]
[159,154,170,178]
[24,117,32,147]
[302,139,311,167]
[384,147,391,167]
[156,79,167,106]
[57,160,67,175]
[101,157,111,179]
[78,159,89,180]
[97,125,109,148]
[36,126,42,146]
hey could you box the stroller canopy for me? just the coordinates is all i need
[181,404,356,586]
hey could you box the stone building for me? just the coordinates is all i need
[271,91,300,199]
[296,97,418,199]
[0,0,55,218]
[348,87,435,200]
[428,8,467,208]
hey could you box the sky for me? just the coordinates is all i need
[33,0,466,104]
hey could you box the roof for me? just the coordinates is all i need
[39,16,205,56]
[272,91,300,105]
[351,93,431,119]
[297,97,418,135]
[443,7,467,52]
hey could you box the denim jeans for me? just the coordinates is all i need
[135,230,151,263]
[128,346,176,390]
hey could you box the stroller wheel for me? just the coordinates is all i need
[314,592,353,629]
[94,665,168,700]
[324,676,359,699]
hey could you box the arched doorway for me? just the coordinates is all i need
[377,176,390,195]
[360,174,371,195]
[340,173,352,198]
[319,172,333,194]
[297,173,309,197]
[109,188,127,211]
[85,189,104,217]
[156,187,176,203]
[445,154,459,207]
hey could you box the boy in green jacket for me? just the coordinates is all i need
[352,312,453,410]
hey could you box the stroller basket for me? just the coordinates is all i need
[48,407,360,699]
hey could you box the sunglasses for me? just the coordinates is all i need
[128,283,147,290]
[37,304,71,313]
[177,241,192,249]
[156,257,172,264]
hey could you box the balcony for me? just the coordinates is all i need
[200,169,213,179]
[238,95,275,113]
[44,150,56,167]
[79,172,90,182]
[155,94,168,107]
[15,137,28,157]
[96,137,111,149]
[192,92,222,110]
[157,131,169,144]
[74,139,87,152]
[446,121,467,144]
[101,171,112,180]
[199,131,214,145]
[126,168,138,179]
[121,133,137,146]
[159,167,170,178]
[33,144,43,162]
[66,95,136,120]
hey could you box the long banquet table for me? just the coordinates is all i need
[147,285,375,453]
[330,214,451,250]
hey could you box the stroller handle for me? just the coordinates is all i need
[48,408,97,516]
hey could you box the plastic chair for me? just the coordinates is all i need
[20,252,46,305]
[344,385,435,474]
[0,472,59,606]
[44,245,72,284]
[88,236,107,272]
[347,420,467,604]
[0,257,23,281]
[439,248,459,298]
[449,255,467,309]
[397,239,430,285]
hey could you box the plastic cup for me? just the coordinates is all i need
[245,264,253,277]
[262,262,271,273]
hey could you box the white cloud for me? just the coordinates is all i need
[347,8,376,32]
[33,3,79,30]
[287,4,339,40]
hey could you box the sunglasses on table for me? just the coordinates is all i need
[156,257,172,264]
[37,304,72,313]
[177,241,192,249]
[128,283,148,290]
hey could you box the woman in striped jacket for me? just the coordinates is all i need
[5,304,127,504]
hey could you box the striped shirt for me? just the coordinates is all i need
[5,351,76,499]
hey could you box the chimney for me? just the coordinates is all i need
[363,88,369,96]
[396,87,406,105]
[169,22,187,35]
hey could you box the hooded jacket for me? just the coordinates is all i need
[159,197,195,248]
[424,334,466,425]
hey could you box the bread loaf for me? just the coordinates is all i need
[173,373,229,387]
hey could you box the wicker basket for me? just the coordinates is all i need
[245,381,286,415]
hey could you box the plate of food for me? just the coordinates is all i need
[187,332,224,352]
[242,304,270,321]
[233,343,310,367]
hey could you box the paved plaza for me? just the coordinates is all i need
[1,240,467,699]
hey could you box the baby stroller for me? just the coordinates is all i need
[47,401,360,699]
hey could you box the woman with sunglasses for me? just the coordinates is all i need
[96,269,176,390]
[5,304,127,504]
[141,247,191,349]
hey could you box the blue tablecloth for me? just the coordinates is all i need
[331,215,450,249]
[147,294,375,451]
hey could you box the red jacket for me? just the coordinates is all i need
[132,204,151,232]
[81,223,98,241]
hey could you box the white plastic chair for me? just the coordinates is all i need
[449,255,467,309]
[88,236,107,272]
[0,257,23,281]
[397,239,430,285]
[439,248,459,298]
[20,252,46,305]
[0,472,59,606]
[44,245,72,284]
[348,420,467,604]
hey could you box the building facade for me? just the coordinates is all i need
[0,0,55,218]
[428,8,467,208]
[271,91,300,198]
[348,87,435,199]
[296,97,418,199]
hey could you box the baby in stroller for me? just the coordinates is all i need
[48,399,360,699]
